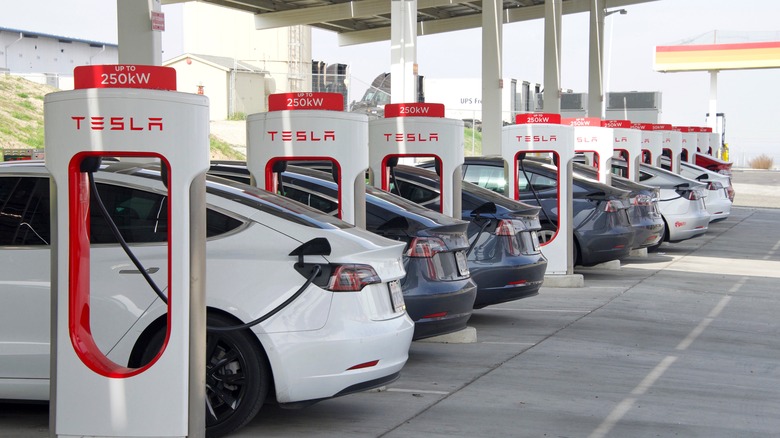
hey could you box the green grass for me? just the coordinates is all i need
[11,111,33,121]
[18,100,36,111]
[210,135,245,160]
[228,112,247,121]
[16,92,29,99]
[464,127,483,156]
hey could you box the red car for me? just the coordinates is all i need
[695,152,733,176]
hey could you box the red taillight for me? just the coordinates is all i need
[687,190,703,201]
[604,200,620,212]
[707,181,723,191]
[326,264,381,292]
[407,237,448,258]
[421,312,448,319]
[632,194,652,206]
[495,220,523,256]
[494,220,516,236]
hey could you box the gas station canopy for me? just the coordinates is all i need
[162,0,655,45]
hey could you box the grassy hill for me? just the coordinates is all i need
[0,75,244,160]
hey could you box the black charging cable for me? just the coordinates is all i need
[466,218,491,256]
[87,170,319,332]
[520,159,556,231]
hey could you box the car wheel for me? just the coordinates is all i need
[647,221,669,253]
[139,314,270,438]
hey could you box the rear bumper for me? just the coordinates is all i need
[404,278,478,340]
[469,254,547,308]
[578,228,635,266]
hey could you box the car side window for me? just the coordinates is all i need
[91,183,242,244]
[0,176,50,246]
[396,179,439,205]
[281,185,338,215]
[527,173,557,191]
[463,165,507,195]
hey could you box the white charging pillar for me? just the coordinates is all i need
[674,126,698,163]
[695,126,712,155]
[503,114,581,285]
[630,122,662,172]
[604,121,641,183]
[45,65,209,438]
[246,92,369,227]
[563,117,613,185]
[709,131,722,157]
[369,103,464,217]
[658,125,683,173]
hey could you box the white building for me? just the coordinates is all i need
[0,26,117,88]
[162,2,312,92]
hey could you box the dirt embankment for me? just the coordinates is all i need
[0,75,55,151]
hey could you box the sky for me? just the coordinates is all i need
[2,0,779,166]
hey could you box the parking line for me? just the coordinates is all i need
[589,281,741,438]
[386,388,450,395]
[486,308,591,313]
[481,341,536,346]
[763,239,780,260]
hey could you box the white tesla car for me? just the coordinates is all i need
[613,160,710,248]
[674,160,733,222]
[0,160,414,437]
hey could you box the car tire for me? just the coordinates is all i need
[647,220,669,253]
[139,313,271,438]
[537,223,580,266]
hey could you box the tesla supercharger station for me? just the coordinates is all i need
[695,126,712,155]
[503,114,580,285]
[604,120,643,182]
[659,126,683,174]
[45,65,208,437]
[709,131,722,157]
[674,126,697,163]
[369,103,463,217]
[246,92,368,227]
[562,117,613,185]
[632,122,663,169]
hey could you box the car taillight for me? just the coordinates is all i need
[706,181,723,190]
[495,220,523,256]
[604,200,621,212]
[407,237,448,258]
[326,264,381,292]
[632,194,652,206]
[686,190,703,201]
[495,220,516,236]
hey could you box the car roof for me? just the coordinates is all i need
[0,159,352,230]
[392,164,541,217]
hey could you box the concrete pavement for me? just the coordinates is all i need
[4,206,779,437]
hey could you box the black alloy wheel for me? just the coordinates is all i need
[139,313,270,438]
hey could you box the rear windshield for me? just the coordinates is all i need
[206,176,353,229]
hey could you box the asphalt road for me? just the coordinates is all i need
[3,205,779,437]
[730,168,780,209]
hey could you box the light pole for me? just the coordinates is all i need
[603,8,627,118]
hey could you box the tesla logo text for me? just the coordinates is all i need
[642,138,651,144]
[266,130,336,141]
[516,135,557,142]
[383,133,439,142]
[577,137,600,143]
[71,116,163,131]
[674,221,687,228]
[614,137,628,143]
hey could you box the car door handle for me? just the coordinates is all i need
[119,267,160,274]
